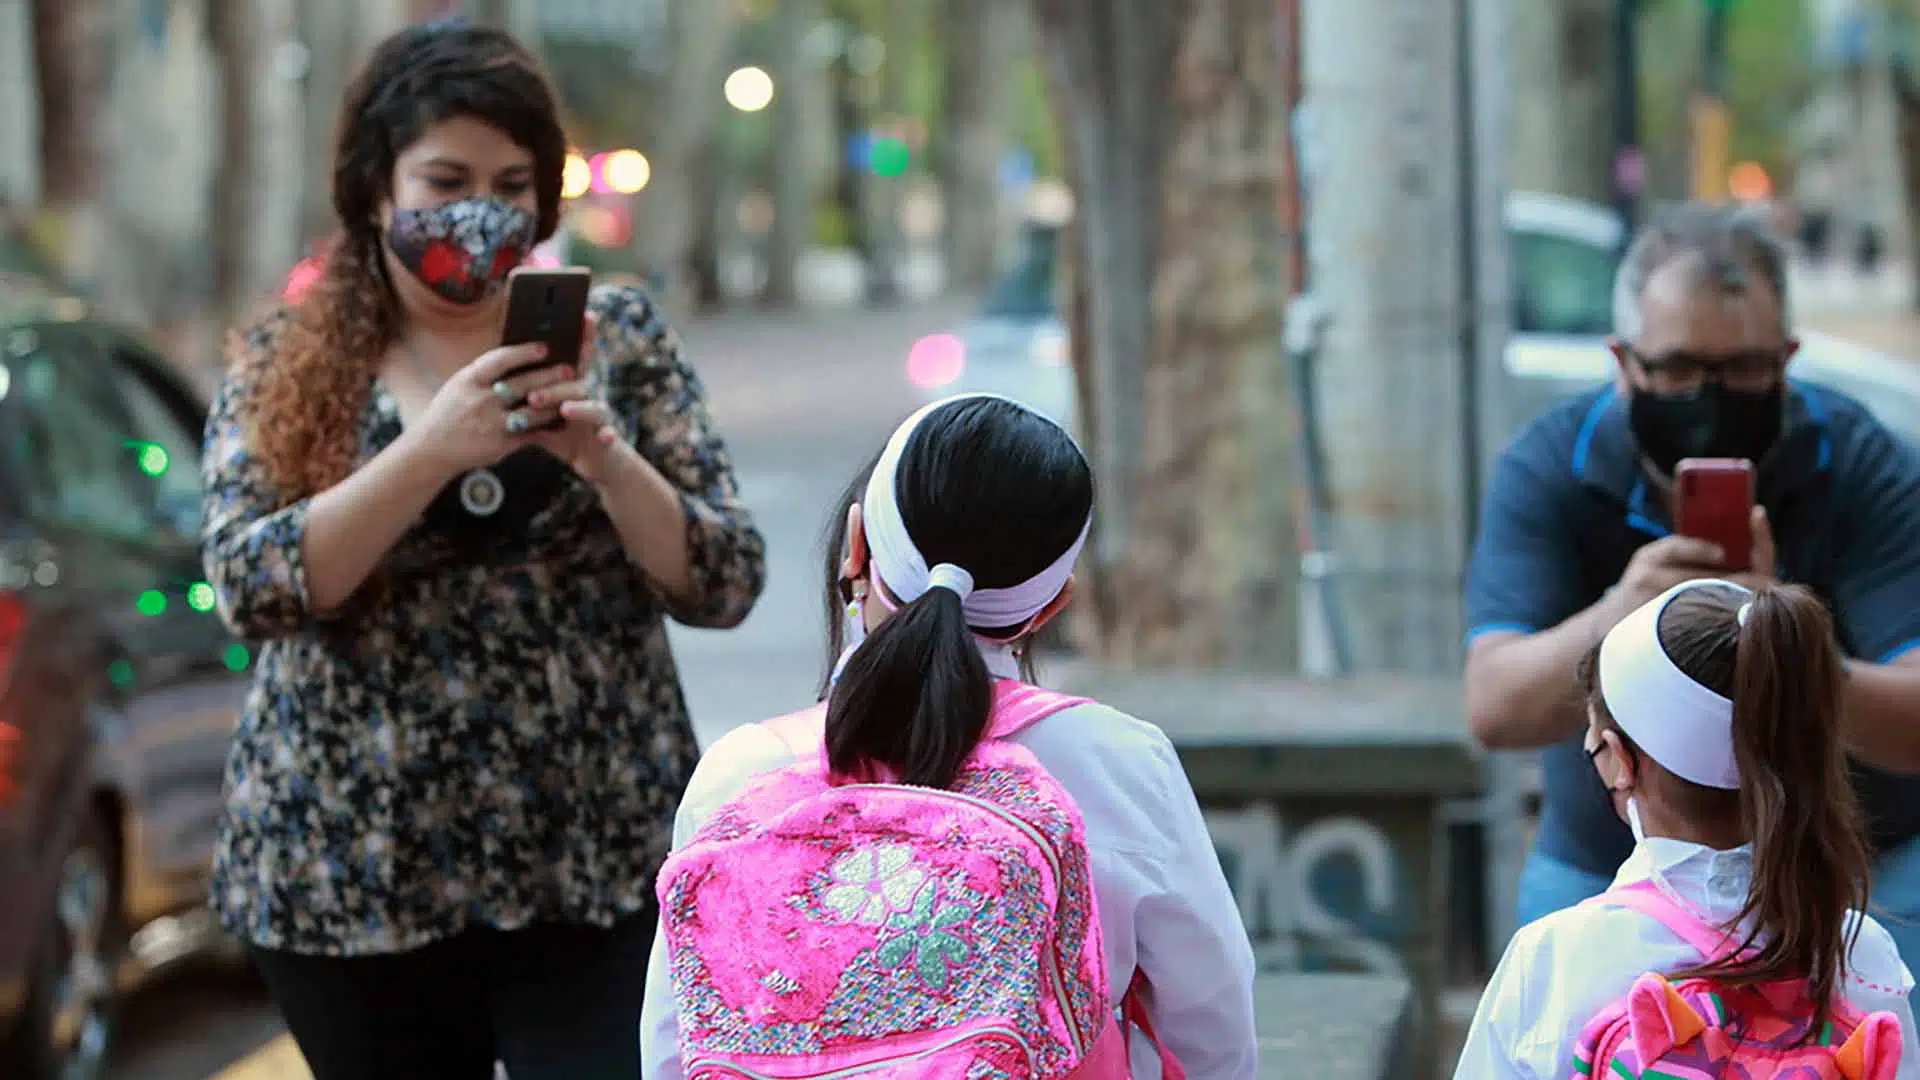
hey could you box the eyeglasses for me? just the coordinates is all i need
[1625,346,1788,394]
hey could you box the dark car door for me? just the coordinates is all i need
[0,324,125,1024]
[90,332,244,918]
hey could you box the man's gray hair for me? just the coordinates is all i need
[1611,203,1792,343]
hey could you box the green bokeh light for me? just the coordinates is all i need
[222,643,252,673]
[127,441,170,477]
[870,137,911,178]
[107,659,135,688]
[187,582,217,612]
[135,589,167,617]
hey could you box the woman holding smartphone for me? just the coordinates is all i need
[199,20,765,1078]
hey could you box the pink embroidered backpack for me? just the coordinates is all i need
[1570,880,1904,1080]
[655,682,1183,1079]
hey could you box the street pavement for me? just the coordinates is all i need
[109,298,962,1079]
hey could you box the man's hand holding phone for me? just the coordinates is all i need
[1606,506,1778,623]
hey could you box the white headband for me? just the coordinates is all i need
[863,394,1092,627]
[1598,579,1753,790]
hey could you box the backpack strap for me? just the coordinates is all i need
[986,681,1094,741]
[1121,971,1188,1080]
[1589,880,1743,962]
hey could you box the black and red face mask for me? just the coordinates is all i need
[386,196,537,305]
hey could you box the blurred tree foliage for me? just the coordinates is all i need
[1637,0,1814,196]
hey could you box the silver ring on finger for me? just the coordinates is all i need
[491,379,518,404]
[504,409,532,435]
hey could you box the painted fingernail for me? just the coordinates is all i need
[534,343,549,357]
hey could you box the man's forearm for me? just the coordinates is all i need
[1466,595,1630,750]
[1844,656,1920,773]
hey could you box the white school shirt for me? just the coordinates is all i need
[1454,837,1920,1080]
[638,654,1259,1080]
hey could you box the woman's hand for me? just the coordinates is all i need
[529,396,632,487]
[407,342,575,477]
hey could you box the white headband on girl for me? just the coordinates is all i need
[1598,578,1752,790]
[863,394,1092,627]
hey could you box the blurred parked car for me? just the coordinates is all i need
[0,304,244,1078]
[919,193,1920,448]
[1501,192,1920,445]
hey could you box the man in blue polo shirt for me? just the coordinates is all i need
[1465,204,1920,962]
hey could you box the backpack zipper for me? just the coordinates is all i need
[689,1024,1035,1079]
[839,782,1091,1057]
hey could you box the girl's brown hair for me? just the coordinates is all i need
[240,20,567,500]
[1582,582,1870,1028]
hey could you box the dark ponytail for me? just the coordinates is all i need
[1718,584,1869,1027]
[823,399,1093,789]
[826,587,994,788]
[1582,582,1870,1028]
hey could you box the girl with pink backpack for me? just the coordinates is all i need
[639,395,1258,1078]
[1454,579,1919,1079]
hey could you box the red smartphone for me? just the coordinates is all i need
[1675,458,1755,571]
[499,266,591,378]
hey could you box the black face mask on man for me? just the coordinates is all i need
[1628,382,1785,474]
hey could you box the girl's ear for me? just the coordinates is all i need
[841,503,869,583]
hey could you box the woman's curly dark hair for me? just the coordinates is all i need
[239,20,567,500]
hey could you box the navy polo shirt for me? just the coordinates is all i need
[1467,381,1920,875]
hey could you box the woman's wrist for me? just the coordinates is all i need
[391,427,465,487]
[590,439,648,498]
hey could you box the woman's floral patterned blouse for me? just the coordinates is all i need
[200,284,764,956]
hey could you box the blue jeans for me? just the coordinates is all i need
[1515,837,1920,992]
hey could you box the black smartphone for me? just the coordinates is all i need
[499,266,592,380]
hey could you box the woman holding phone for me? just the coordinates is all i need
[199,20,765,1078]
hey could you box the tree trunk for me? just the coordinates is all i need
[863,0,922,305]
[629,0,739,311]
[1898,61,1920,312]
[0,0,40,209]
[1032,0,1299,670]
[1506,0,1616,202]
[940,0,1023,293]
[206,0,301,328]
[30,0,110,284]
[763,0,822,307]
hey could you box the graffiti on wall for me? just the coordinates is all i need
[1204,803,1405,975]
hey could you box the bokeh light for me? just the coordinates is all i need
[907,334,967,390]
[136,589,168,617]
[870,137,911,178]
[108,659,135,689]
[187,582,217,613]
[562,153,592,200]
[603,149,652,195]
[1728,161,1773,203]
[223,643,252,673]
[724,66,775,113]
[135,442,170,477]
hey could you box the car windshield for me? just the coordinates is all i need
[1511,229,1618,337]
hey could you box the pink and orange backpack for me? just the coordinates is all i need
[1571,880,1904,1080]
[655,682,1182,1079]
